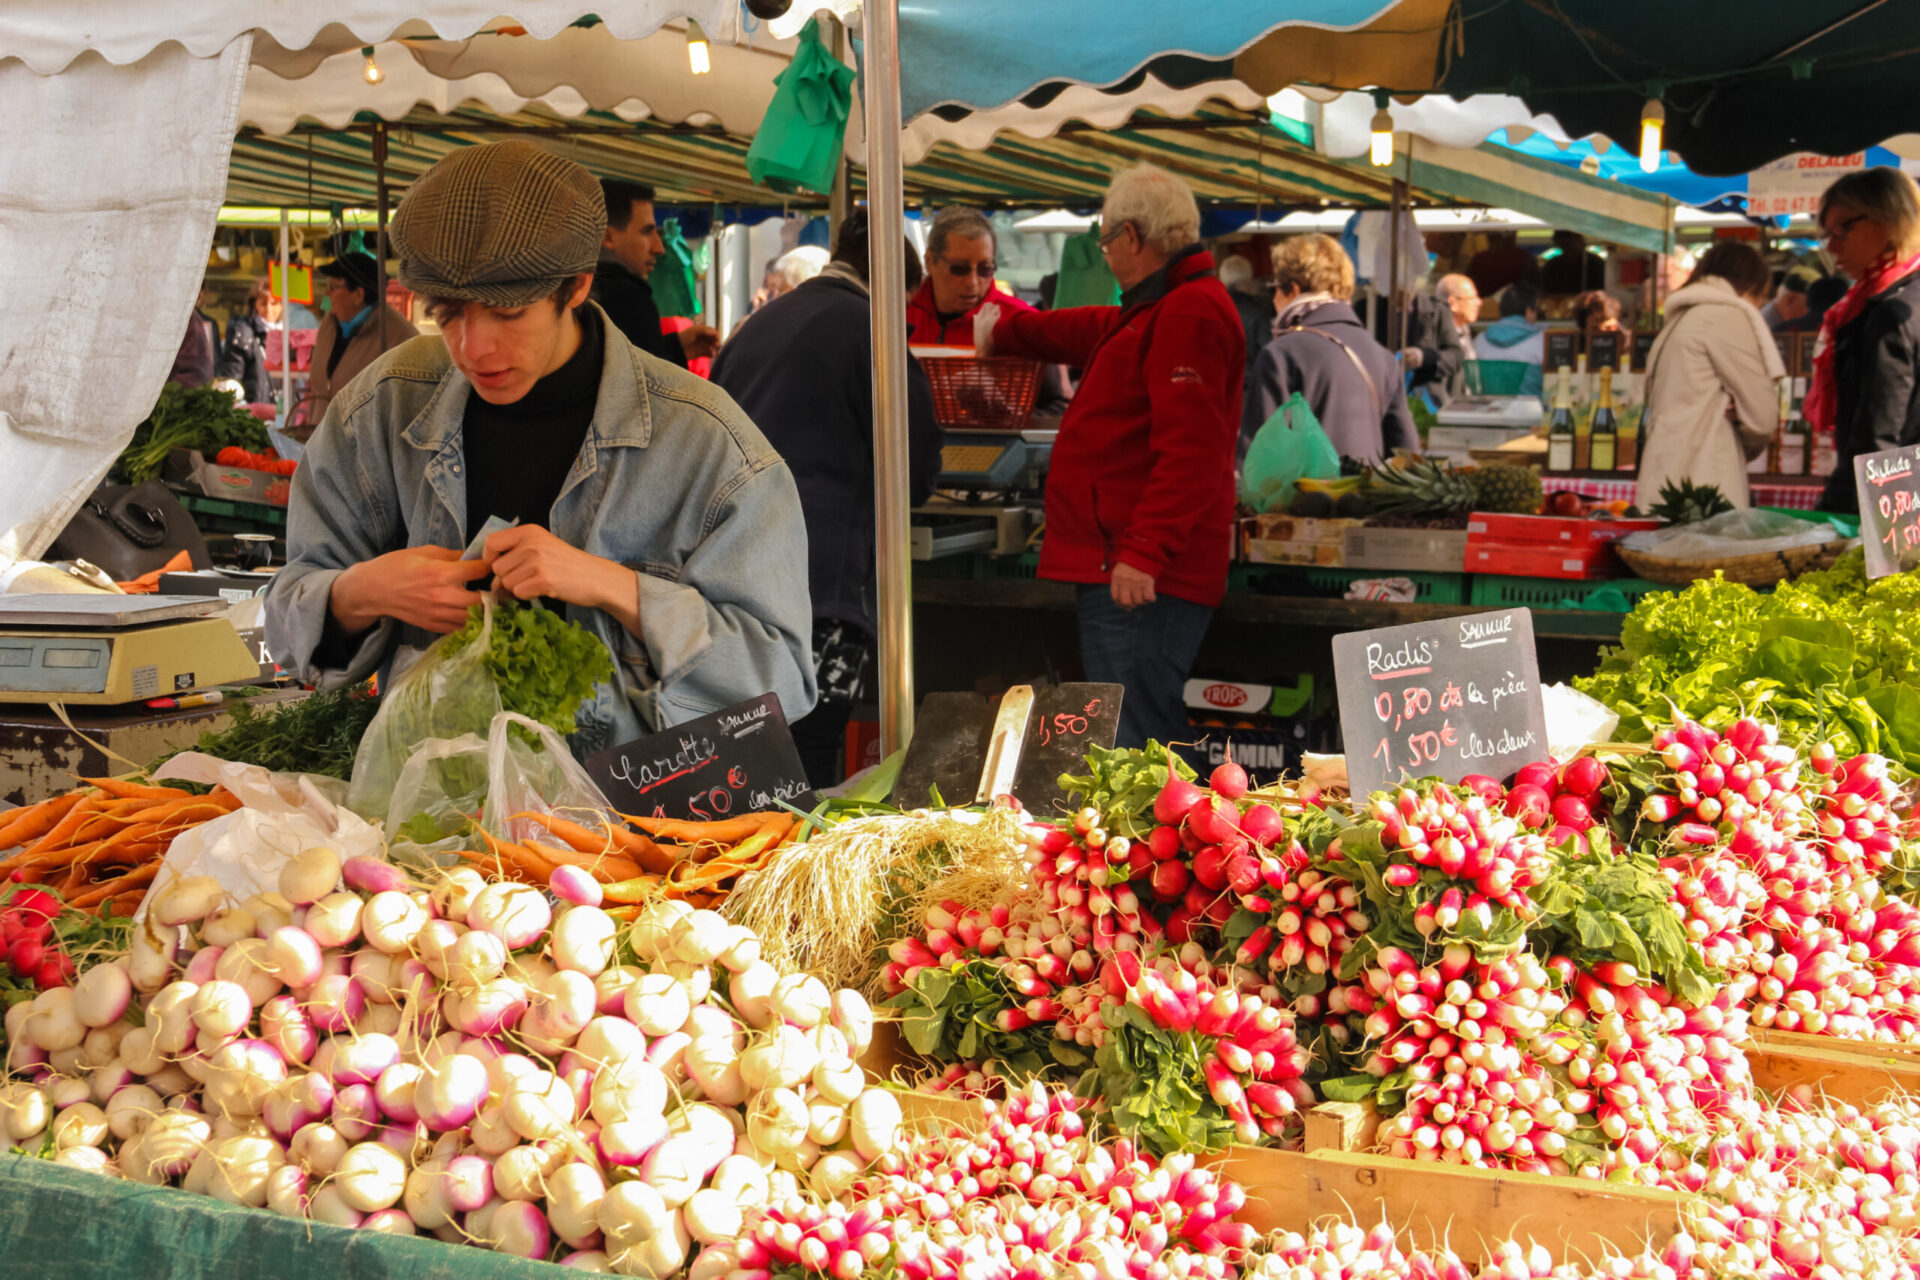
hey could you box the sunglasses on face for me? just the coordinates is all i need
[942,260,995,278]
[1824,213,1866,246]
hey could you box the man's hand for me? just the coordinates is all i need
[1400,347,1424,369]
[485,525,641,632]
[1110,562,1157,609]
[330,546,491,636]
[678,323,722,361]
[973,303,1002,356]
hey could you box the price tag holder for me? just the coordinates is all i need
[1332,608,1549,798]
[1854,443,1920,580]
[584,693,812,822]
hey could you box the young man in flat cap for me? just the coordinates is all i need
[265,141,816,754]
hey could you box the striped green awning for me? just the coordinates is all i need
[227,101,1433,213]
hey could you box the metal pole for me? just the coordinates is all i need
[862,0,915,757]
[1387,177,1407,353]
[279,208,293,424]
[827,17,851,240]
[374,123,390,348]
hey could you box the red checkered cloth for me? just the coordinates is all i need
[1540,476,1825,510]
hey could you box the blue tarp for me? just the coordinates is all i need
[896,1,1397,119]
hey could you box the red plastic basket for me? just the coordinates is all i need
[919,356,1042,432]
[1465,541,1621,580]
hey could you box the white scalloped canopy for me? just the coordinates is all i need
[0,1,740,74]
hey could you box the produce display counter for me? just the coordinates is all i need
[0,1156,576,1280]
[914,575,1634,642]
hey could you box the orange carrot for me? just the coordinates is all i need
[522,840,644,882]
[77,777,189,802]
[516,812,677,874]
[69,862,160,909]
[17,793,106,857]
[0,793,83,851]
[618,812,774,846]
[601,874,665,904]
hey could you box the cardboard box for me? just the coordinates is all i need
[1243,514,1358,566]
[1341,527,1470,573]
[164,449,287,506]
[1175,726,1305,788]
[157,569,274,605]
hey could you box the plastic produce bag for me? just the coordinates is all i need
[143,752,385,922]
[382,733,490,866]
[1238,392,1342,514]
[482,711,617,847]
[1619,508,1848,560]
[347,596,504,825]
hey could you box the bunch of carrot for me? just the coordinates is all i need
[0,778,241,916]
[458,808,798,913]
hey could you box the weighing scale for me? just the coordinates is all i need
[0,595,260,705]
[1429,395,1543,462]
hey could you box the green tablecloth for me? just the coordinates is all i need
[0,1155,576,1279]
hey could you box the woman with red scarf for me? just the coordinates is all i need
[1807,168,1920,512]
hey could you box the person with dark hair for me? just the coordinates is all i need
[1634,240,1783,508]
[1541,230,1607,295]
[1809,167,1920,512]
[266,141,815,756]
[1473,281,1547,396]
[168,284,221,389]
[295,252,416,440]
[710,207,941,786]
[1573,289,1623,339]
[593,178,719,368]
[217,276,285,405]
[1781,274,1849,334]
[1760,268,1815,331]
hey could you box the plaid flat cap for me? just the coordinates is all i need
[391,141,606,307]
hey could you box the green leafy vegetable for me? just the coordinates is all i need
[1057,742,1195,839]
[150,685,379,781]
[882,960,1069,1083]
[1086,1003,1243,1156]
[113,383,272,484]
[445,599,615,738]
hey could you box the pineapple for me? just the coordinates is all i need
[1362,456,1477,517]
[1468,464,1545,514]
[1649,478,1734,525]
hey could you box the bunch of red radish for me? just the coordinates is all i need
[1242,1219,1693,1280]
[1490,755,1614,847]
[1368,779,1558,924]
[1,888,73,990]
[694,1083,1259,1280]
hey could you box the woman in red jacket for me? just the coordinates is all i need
[981,165,1244,748]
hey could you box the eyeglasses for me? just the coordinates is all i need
[1098,223,1132,250]
[942,260,996,278]
[1824,213,1867,246]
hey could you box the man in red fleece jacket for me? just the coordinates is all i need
[980,164,1244,748]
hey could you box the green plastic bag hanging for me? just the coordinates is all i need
[650,219,702,319]
[1052,227,1122,309]
[746,19,855,196]
[1238,392,1342,514]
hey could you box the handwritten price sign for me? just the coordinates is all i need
[1333,608,1548,799]
[1855,444,1920,580]
[584,692,813,822]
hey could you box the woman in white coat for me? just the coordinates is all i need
[1635,241,1784,508]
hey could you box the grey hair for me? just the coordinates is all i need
[926,206,995,261]
[1102,164,1200,254]
[1435,273,1476,301]
[770,246,829,290]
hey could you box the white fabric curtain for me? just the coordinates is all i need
[0,39,253,560]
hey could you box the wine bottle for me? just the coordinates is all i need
[1590,366,1618,473]
[1547,366,1575,472]
[1614,352,1639,471]
[1571,353,1592,471]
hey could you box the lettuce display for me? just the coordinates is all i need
[1577,549,1920,769]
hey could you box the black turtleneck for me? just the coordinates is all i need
[463,305,604,533]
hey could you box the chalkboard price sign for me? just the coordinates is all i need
[1854,443,1920,580]
[584,693,813,822]
[1332,608,1549,799]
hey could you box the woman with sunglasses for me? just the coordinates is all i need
[1809,167,1920,512]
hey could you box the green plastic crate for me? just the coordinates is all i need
[1239,565,1466,604]
[984,552,1042,580]
[1469,575,1672,610]
[176,492,287,528]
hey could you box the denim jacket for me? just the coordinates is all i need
[263,304,818,758]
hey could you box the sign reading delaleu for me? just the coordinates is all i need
[1855,443,1920,580]
[1332,608,1548,799]
[585,693,813,822]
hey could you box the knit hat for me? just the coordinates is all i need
[391,141,606,307]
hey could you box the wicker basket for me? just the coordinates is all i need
[1616,538,1853,587]
[920,356,1042,432]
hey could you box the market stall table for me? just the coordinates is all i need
[1542,473,1827,510]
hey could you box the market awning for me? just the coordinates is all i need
[1233,0,1920,176]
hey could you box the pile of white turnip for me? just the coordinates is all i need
[0,846,907,1275]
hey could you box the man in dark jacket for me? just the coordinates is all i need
[981,164,1244,750]
[1397,273,1477,406]
[594,179,719,368]
[710,211,943,786]
[1245,233,1418,465]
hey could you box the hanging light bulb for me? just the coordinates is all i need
[1639,98,1665,173]
[1369,92,1394,167]
[687,20,712,75]
[361,47,384,86]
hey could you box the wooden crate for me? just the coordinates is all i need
[1748,1027,1920,1057]
[1744,1037,1920,1105]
